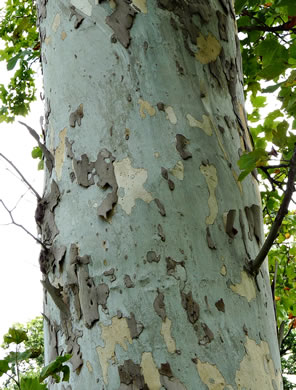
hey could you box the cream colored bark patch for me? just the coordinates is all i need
[235,337,282,390]
[220,265,227,276]
[141,352,161,390]
[55,127,67,181]
[71,0,92,16]
[138,99,156,119]
[165,106,177,124]
[132,0,147,13]
[160,318,176,353]
[170,161,184,180]
[195,33,221,64]
[186,114,212,136]
[86,360,93,373]
[109,0,116,8]
[52,14,60,32]
[230,271,256,302]
[200,164,218,225]
[96,317,132,384]
[61,31,67,40]
[196,360,234,390]
[114,157,153,214]
[45,36,52,45]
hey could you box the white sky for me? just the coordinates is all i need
[0,56,44,340]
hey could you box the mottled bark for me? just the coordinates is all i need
[37,0,282,389]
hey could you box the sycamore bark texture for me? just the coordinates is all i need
[37,0,283,389]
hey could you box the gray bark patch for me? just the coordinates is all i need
[69,6,84,29]
[118,359,148,388]
[215,298,225,312]
[147,251,160,263]
[181,291,199,324]
[154,198,166,216]
[176,134,192,160]
[105,0,137,48]
[69,104,84,127]
[154,291,166,320]
[95,149,118,219]
[127,312,144,339]
[124,274,135,288]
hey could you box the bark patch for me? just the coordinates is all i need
[105,0,137,48]
[181,291,199,324]
[69,6,84,29]
[154,291,166,320]
[95,149,118,219]
[176,134,192,160]
[118,359,148,388]
[69,104,84,127]
[157,0,211,56]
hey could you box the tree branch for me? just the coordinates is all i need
[239,24,296,33]
[248,144,296,275]
[0,199,46,248]
[0,153,41,201]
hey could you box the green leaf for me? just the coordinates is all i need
[38,160,44,170]
[238,149,268,170]
[235,0,248,13]
[6,52,21,70]
[262,83,283,93]
[0,359,9,376]
[32,146,42,159]
[238,169,251,181]
[272,121,289,147]
[250,94,266,108]
[20,376,47,390]
[3,327,28,345]
[39,354,72,383]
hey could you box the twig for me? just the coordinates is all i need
[239,24,296,33]
[248,144,296,275]
[18,121,54,172]
[262,164,289,169]
[258,166,284,190]
[10,188,31,212]
[280,323,294,354]
[0,199,46,248]
[278,321,285,350]
[0,153,41,200]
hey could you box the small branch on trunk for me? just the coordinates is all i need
[0,152,41,200]
[0,199,46,248]
[247,144,296,276]
[18,121,54,171]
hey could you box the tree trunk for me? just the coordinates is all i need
[37,0,283,389]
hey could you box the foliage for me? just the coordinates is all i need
[0,0,39,122]
[279,321,296,389]
[0,321,71,390]
[236,1,296,387]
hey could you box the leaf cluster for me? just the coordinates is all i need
[0,323,71,390]
[0,0,39,122]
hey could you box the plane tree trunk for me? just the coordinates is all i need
[37,0,283,388]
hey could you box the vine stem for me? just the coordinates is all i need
[249,144,296,275]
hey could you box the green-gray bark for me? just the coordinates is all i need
[37,0,283,388]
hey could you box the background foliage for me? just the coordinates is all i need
[236,0,296,385]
